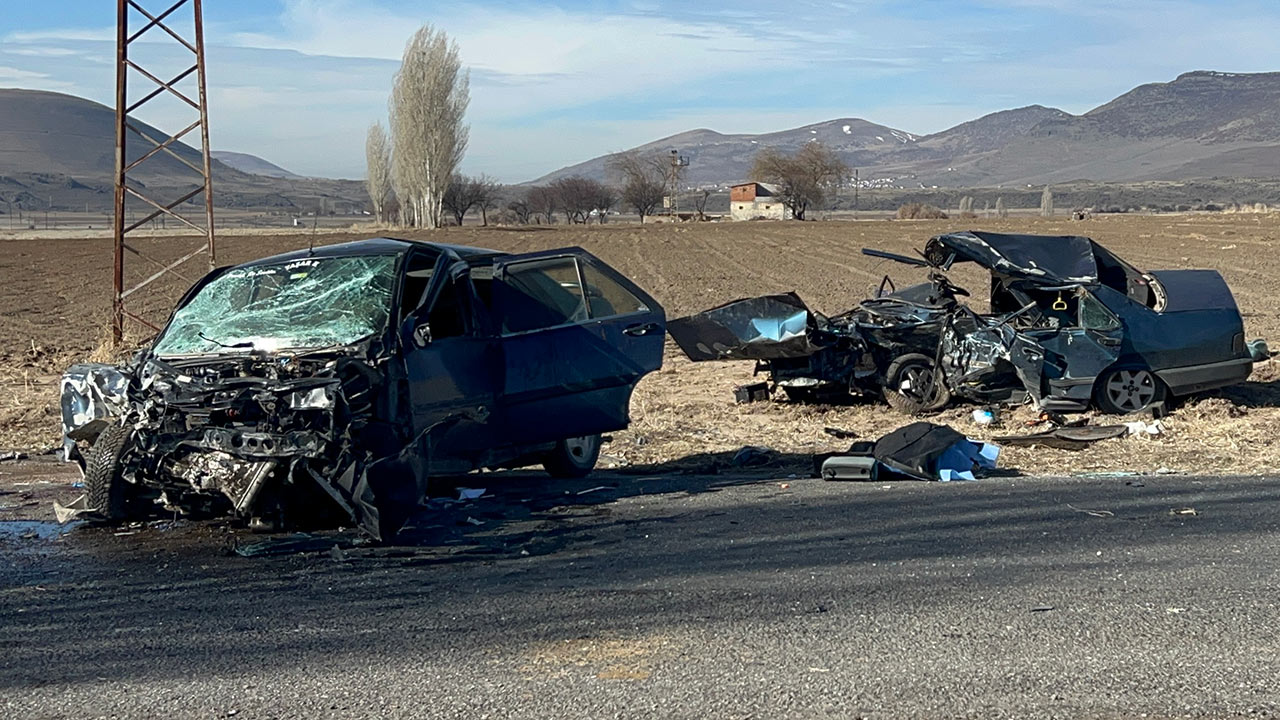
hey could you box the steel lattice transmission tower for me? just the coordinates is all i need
[112,0,216,344]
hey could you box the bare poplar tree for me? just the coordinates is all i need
[995,196,1008,218]
[365,123,392,224]
[389,25,469,229]
[1041,186,1054,217]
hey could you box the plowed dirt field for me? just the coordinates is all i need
[2,214,1277,475]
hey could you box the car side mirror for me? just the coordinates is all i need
[413,322,432,347]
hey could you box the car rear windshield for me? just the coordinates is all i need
[152,255,397,356]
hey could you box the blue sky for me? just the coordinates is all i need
[3,0,1280,182]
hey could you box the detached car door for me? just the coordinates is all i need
[491,248,665,445]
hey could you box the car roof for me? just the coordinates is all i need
[930,231,1104,283]
[237,237,508,268]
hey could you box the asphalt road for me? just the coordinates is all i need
[3,465,1280,719]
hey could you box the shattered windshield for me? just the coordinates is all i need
[152,255,397,356]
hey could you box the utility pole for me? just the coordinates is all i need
[853,168,859,216]
[112,0,217,345]
[668,149,689,217]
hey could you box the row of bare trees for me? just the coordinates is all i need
[505,177,617,225]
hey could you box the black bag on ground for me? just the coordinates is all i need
[872,422,967,481]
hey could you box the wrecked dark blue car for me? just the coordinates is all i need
[669,231,1257,415]
[60,238,665,539]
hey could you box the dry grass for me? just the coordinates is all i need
[897,203,949,220]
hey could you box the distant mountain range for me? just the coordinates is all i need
[0,88,362,213]
[531,71,1280,187]
[211,151,301,179]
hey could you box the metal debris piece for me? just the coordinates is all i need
[994,424,1129,451]
[822,427,858,440]
[733,382,770,404]
[53,495,95,524]
[731,446,775,467]
[1067,504,1115,518]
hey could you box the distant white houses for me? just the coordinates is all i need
[729,182,792,221]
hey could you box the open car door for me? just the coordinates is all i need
[490,248,665,444]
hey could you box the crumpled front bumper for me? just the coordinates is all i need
[60,363,132,470]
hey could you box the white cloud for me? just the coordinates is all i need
[5,46,82,58]
[0,65,50,81]
[4,27,115,43]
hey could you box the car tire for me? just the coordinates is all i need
[543,434,602,478]
[83,423,137,522]
[1094,367,1166,415]
[883,353,951,414]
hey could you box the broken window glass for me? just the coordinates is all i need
[1079,292,1121,332]
[152,256,397,356]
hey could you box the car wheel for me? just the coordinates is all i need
[1094,367,1166,415]
[883,353,951,414]
[543,434,602,478]
[83,423,139,522]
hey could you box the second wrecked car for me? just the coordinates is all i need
[61,238,665,539]
[668,231,1255,415]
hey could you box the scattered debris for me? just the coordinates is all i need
[576,486,612,496]
[731,446,775,467]
[733,382,770,404]
[456,487,486,501]
[1247,338,1273,362]
[464,516,484,526]
[1068,504,1115,518]
[0,451,28,463]
[1170,507,1198,516]
[233,533,361,558]
[1030,605,1056,613]
[1125,420,1165,436]
[822,426,858,440]
[819,422,1000,483]
[971,408,997,427]
[995,424,1129,451]
[53,495,95,524]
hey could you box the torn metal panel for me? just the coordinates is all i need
[667,293,831,361]
[60,363,131,467]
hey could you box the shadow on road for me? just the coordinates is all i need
[3,458,1279,690]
